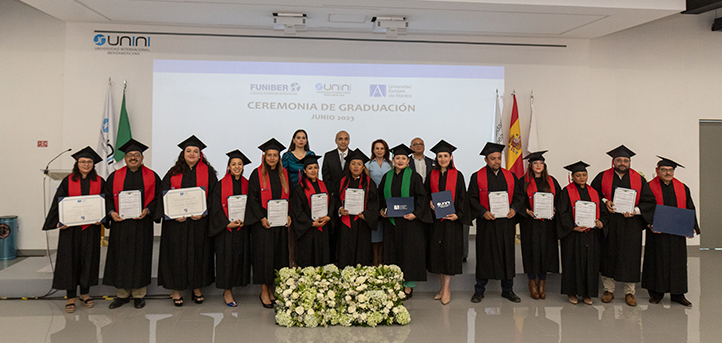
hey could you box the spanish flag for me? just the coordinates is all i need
[506,93,524,177]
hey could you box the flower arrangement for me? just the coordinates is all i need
[274,264,410,327]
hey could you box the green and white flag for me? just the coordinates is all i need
[114,86,133,166]
[96,82,116,178]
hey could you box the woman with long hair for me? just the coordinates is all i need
[157,135,218,307]
[281,129,315,185]
[365,139,393,266]
[42,147,105,313]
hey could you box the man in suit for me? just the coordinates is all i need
[409,137,434,183]
[322,130,350,263]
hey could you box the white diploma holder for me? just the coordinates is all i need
[118,190,142,219]
[488,191,510,218]
[59,194,106,227]
[533,192,554,219]
[612,187,637,214]
[575,201,597,228]
[227,195,247,222]
[267,199,289,227]
[163,187,207,219]
[311,193,328,221]
[344,188,365,215]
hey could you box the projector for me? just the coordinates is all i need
[273,13,307,35]
[371,16,408,38]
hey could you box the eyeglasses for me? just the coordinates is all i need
[77,161,94,165]
[125,153,142,158]
[411,143,424,147]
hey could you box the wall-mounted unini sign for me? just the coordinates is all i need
[93,33,151,55]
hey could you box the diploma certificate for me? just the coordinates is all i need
[311,193,328,220]
[488,191,510,218]
[227,195,247,222]
[344,188,365,215]
[533,192,554,219]
[58,194,106,227]
[163,187,207,219]
[612,187,637,214]
[575,201,597,228]
[267,199,288,227]
[118,190,142,219]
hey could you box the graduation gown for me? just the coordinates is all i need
[425,169,471,275]
[333,175,379,268]
[246,167,289,285]
[157,165,217,290]
[591,169,655,283]
[42,175,105,291]
[557,183,608,297]
[378,168,432,282]
[209,175,252,289]
[102,166,161,290]
[517,175,561,276]
[641,179,699,294]
[290,179,333,268]
[467,167,524,280]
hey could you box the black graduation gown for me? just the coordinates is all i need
[591,170,655,283]
[425,170,471,275]
[102,167,161,290]
[246,167,289,285]
[517,176,561,276]
[378,168,432,282]
[290,180,334,268]
[157,166,217,290]
[333,176,379,268]
[642,181,699,295]
[42,175,105,291]
[467,168,525,280]
[209,176,252,289]
[557,183,609,297]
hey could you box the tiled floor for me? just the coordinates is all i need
[0,250,717,343]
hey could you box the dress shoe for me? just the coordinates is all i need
[583,297,593,305]
[501,291,521,303]
[259,294,274,309]
[404,288,413,299]
[649,296,661,304]
[134,298,146,309]
[601,291,614,303]
[528,279,539,299]
[671,295,692,307]
[625,294,637,306]
[568,295,578,304]
[470,293,484,303]
[109,297,130,309]
[538,280,546,299]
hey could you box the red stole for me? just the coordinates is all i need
[339,175,370,228]
[171,156,209,197]
[601,168,641,205]
[220,173,249,231]
[304,178,328,231]
[68,175,102,230]
[256,166,290,209]
[476,167,515,210]
[649,177,686,209]
[524,173,556,211]
[431,168,458,221]
[113,166,156,213]
[567,183,600,228]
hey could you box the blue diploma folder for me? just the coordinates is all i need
[387,197,414,217]
[432,191,456,219]
[652,205,695,237]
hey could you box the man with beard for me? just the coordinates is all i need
[591,145,655,306]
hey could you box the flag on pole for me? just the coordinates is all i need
[96,81,116,178]
[114,82,133,166]
[527,91,540,153]
[506,93,524,178]
[494,90,504,145]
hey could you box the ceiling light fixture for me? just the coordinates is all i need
[273,13,307,35]
[371,16,408,38]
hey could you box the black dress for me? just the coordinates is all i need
[517,175,561,277]
[290,179,333,267]
[333,176,379,268]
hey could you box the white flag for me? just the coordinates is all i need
[96,83,116,178]
[494,92,503,144]
[527,93,540,153]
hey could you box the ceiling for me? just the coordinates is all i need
[19,0,686,39]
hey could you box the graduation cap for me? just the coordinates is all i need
[226,149,252,165]
[258,138,286,152]
[656,156,684,169]
[345,148,370,164]
[177,135,207,150]
[606,145,635,159]
[479,142,505,156]
[300,154,322,168]
[430,140,457,155]
[523,150,548,162]
[564,161,590,174]
[118,139,148,154]
[72,146,102,164]
[390,143,413,157]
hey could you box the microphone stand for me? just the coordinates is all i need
[41,148,72,281]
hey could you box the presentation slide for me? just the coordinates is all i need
[152,60,504,181]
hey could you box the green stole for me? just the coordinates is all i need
[384,167,412,225]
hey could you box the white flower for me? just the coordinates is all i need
[358,294,366,303]
[345,295,352,302]
[360,313,367,320]
[328,301,336,307]
[315,274,322,280]
[286,279,295,286]
[398,291,406,299]
[386,301,393,308]
[392,307,399,314]
[285,301,292,307]
[307,308,315,316]
[352,313,359,319]
[282,289,292,297]
[327,290,335,298]
[295,306,305,315]
[316,293,324,300]
[292,292,300,300]
[348,306,356,313]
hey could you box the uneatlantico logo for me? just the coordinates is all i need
[370,85,386,97]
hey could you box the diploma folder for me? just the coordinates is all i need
[386,197,414,217]
[652,205,695,237]
[431,191,455,219]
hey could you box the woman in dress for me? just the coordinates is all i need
[281,129,315,185]
[365,139,393,266]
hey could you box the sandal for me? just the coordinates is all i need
[80,297,95,308]
[173,297,184,307]
[191,293,204,304]
[65,303,76,313]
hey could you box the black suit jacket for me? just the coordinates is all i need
[322,149,346,197]
[409,155,435,180]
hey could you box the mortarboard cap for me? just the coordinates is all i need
[299,154,322,168]
[226,149,252,165]
[177,135,207,150]
[523,150,548,162]
[258,138,286,152]
[606,145,635,159]
[72,146,102,164]
[480,142,505,156]
[390,143,413,157]
[564,161,590,174]
[656,156,684,169]
[118,139,148,154]
[345,148,370,164]
[430,140,457,154]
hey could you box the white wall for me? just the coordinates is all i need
[3,0,720,249]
